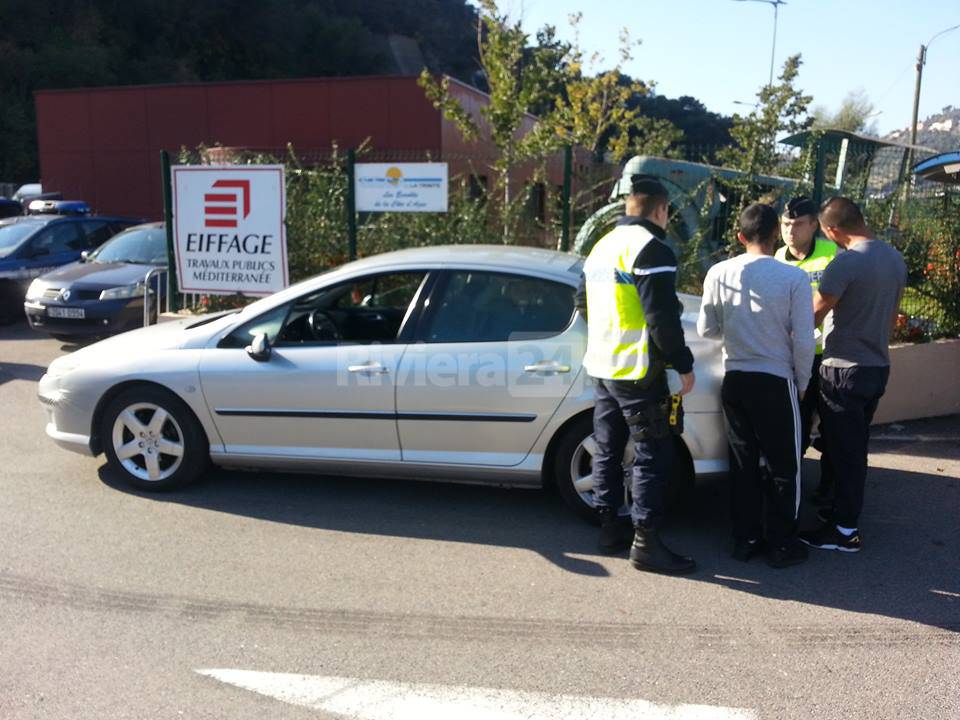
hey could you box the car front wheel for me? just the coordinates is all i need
[552,414,695,524]
[101,386,209,491]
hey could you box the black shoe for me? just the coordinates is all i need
[629,527,697,575]
[766,539,809,568]
[732,537,767,562]
[597,509,632,555]
[800,523,861,553]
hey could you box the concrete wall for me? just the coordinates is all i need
[873,339,960,424]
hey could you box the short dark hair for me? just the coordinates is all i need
[739,203,779,244]
[628,174,670,216]
[819,196,865,231]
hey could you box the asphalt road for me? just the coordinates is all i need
[1,320,958,719]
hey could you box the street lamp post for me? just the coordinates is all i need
[732,0,787,87]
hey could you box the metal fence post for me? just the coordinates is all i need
[560,145,572,252]
[161,150,179,312]
[346,148,358,261]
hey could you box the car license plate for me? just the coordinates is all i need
[48,307,85,319]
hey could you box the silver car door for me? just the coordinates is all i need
[395,270,583,466]
[199,271,428,461]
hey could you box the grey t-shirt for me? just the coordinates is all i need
[820,239,907,367]
[697,253,816,390]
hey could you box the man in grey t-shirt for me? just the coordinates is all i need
[698,203,815,568]
[800,197,907,553]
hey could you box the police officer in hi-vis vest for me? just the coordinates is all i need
[575,168,696,575]
[776,196,838,505]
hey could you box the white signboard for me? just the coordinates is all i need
[172,165,288,296]
[355,163,448,212]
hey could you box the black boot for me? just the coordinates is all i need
[629,526,697,574]
[597,508,632,554]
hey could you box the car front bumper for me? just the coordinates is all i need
[37,372,95,456]
[24,297,143,337]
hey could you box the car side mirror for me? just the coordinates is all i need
[245,332,271,362]
[80,250,90,262]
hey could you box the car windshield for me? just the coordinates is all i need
[0,222,43,258]
[90,227,167,264]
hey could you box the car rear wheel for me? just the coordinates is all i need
[0,281,24,324]
[101,386,208,491]
[552,414,695,524]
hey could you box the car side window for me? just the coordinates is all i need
[424,271,575,343]
[30,222,84,256]
[274,271,427,345]
[218,272,427,349]
[80,220,114,249]
[219,303,292,349]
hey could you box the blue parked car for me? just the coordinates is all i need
[0,212,140,323]
[24,222,168,339]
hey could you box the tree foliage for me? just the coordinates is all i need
[717,54,813,177]
[419,1,683,241]
[811,89,877,135]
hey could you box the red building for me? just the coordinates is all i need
[35,76,573,220]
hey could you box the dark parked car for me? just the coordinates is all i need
[0,213,140,323]
[0,198,22,219]
[24,222,167,339]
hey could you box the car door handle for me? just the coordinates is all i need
[348,362,389,375]
[524,361,571,375]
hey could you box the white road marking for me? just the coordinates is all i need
[196,669,757,720]
[931,589,960,599]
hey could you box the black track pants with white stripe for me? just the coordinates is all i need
[721,371,802,547]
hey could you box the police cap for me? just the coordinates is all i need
[784,195,816,219]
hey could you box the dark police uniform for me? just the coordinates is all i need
[576,181,695,574]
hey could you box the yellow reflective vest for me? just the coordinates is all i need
[582,224,659,381]
[775,237,838,354]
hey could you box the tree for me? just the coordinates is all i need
[718,54,813,177]
[811,90,877,135]
[419,1,682,241]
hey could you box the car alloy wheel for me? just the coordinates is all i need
[111,402,185,482]
[568,433,635,511]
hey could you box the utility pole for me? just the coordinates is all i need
[905,24,959,187]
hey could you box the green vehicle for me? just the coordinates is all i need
[573,155,799,258]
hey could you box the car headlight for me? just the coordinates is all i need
[99,282,146,301]
[26,279,47,301]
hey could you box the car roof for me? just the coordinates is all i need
[338,244,584,284]
[0,213,140,226]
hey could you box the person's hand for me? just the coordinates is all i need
[679,371,695,396]
[799,389,806,402]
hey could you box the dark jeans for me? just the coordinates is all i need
[592,376,672,529]
[800,355,834,494]
[818,364,889,528]
[721,371,801,547]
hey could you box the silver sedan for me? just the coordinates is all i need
[37,245,727,521]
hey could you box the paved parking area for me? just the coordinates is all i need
[1,320,958,719]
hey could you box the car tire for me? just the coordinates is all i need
[0,281,24,325]
[552,414,696,525]
[100,385,209,491]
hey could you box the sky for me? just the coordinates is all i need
[477,0,960,136]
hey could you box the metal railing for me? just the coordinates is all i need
[143,267,169,327]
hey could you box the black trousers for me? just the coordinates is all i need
[818,364,889,528]
[721,371,801,547]
[592,377,672,529]
[799,355,834,494]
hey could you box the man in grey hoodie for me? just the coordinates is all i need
[698,203,816,568]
